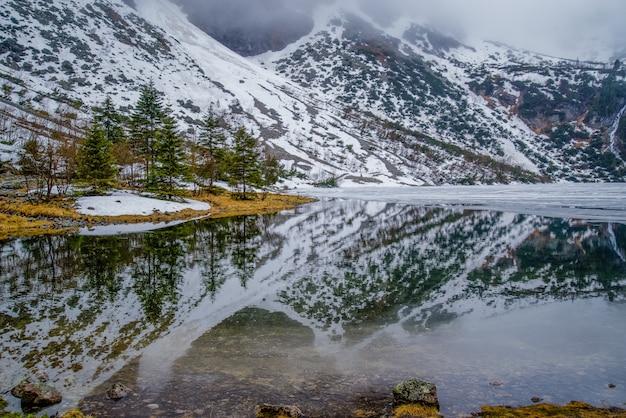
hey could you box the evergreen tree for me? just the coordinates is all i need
[198,109,227,187]
[77,122,117,190]
[228,127,262,198]
[130,81,165,183]
[260,151,283,188]
[94,96,127,144]
[152,114,189,198]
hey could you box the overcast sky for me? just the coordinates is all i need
[355,0,626,60]
[181,0,625,61]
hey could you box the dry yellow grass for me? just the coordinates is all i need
[478,401,626,417]
[0,198,78,219]
[0,213,58,240]
[393,403,441,417]
[195,191,315,218]
[0,190,315,240]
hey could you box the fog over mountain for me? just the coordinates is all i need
[171,0,321,55]
[175,0,626,60]
[1,0,625,186]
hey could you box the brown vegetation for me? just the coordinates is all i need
[197,191,314,218]
[476,401,626,417]
[0,190,315,241]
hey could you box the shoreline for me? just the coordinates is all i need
[0,189,316,241]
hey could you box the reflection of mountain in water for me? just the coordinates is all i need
[278,203,626,341]
[0,200,625,411]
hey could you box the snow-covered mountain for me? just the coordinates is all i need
[1,0,625,185]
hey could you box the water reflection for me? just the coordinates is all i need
[0,200,625,416]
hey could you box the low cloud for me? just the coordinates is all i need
[356,0,626,60]
[176,0,626,60]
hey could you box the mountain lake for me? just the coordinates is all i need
[1,184,625,417]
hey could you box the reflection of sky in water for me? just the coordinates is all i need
[1,187,625,416]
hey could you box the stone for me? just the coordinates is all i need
[255,403,303,418]
[392,378,439,410]
[11,381,62,408]
[105,383,129,400]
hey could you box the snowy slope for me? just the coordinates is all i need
[251,5,626,182]
[0,0,624,185]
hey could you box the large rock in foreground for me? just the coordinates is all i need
[11,381,62,409]
[393,378,439,410]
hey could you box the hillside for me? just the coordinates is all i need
[1,0,625,187]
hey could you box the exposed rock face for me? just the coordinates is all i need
[392,378,439,410]
[11,381,62,409]
[255,403,303,418]
[105,383,129,400]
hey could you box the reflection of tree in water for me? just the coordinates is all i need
[78,235,127,301]
[229,215,262,287]
[192,218,231,299]
[0,215,271,390]
[0,215,267,329]
[131,228,191,322]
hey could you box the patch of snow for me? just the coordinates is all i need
[75,190,210,216]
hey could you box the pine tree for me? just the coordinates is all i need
[94,96,127,144]
[152,114,189,198]
[228,127,262,198]
[260,150,284,188]
[130,81,165,184]
[198,109,227,187]
[77,122,117,190]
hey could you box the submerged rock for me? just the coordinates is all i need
[255,403,303,418]
[393,378,439,410]
[105,383,129,400]
[11,381,62,408]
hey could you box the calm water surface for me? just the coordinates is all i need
[1,191,625,417]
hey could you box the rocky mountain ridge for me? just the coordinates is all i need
[0,0,625,186]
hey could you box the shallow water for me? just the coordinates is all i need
[1,189,625,417]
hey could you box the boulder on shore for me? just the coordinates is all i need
[11,381,62,409]
[393,378,439,410]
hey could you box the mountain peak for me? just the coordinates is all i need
[0,0,625,185]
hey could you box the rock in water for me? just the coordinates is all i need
[393,378,439,410]
[105,383,129,400]
[11,381,62,408]
[255,403,303,418]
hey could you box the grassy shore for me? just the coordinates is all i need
[0,189,315,241]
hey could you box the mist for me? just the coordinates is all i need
[175,0,626,60]
[358,0,626,60]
